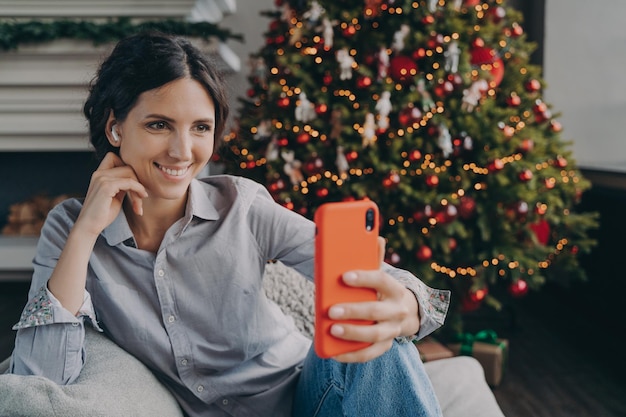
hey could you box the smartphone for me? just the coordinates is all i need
[313,199,380,358]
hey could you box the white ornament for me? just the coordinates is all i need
[281,150,304,185]
[463,135,473,150]
[303,0,325,27]
[336,48,355,80]
[320,17,334,49]
[253,119,272,141]
[437,123,453,158]
[335,145,349,177]
[375,91,392,131]
[362,113,377,148]
[428,0,438,13]
[444,41,461,73]
[377,47,390,80]
[266,135,279,161]
[462,79,489,112]
[392,24,410,52]
[295,92,316,123]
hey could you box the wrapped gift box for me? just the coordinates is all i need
[447,336,508,387]
[414,337,454,362]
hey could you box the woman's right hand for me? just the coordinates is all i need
[74,152,148,238]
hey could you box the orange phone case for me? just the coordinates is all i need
[314,200,380,358]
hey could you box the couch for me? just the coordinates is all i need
[0,261,505,416]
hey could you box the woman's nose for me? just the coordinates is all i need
[168,131,192,160]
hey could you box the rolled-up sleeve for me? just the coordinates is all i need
[384,264,450,341]
[9,284,101,384]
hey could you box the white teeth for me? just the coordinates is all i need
[159,165,188,176]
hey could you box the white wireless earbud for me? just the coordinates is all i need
[111,126,120,143]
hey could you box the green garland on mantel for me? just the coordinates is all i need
[0,17,244,51]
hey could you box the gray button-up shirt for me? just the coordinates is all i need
[10,176,450,417]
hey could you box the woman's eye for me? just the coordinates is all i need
[148,121,167,130]
[196,124,213,133]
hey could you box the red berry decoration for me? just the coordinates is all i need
[508,279,529,298]
[416,245,433,262]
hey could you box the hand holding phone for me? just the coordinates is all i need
[313,200,380,358]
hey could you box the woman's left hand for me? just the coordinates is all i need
[327,237,421,363]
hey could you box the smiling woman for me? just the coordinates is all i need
[3,31,467,417]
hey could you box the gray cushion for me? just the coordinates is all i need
[0,327,183,417]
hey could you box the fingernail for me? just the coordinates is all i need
[328,306,344,318]
[343,271,357,283]
[330,324,344,336]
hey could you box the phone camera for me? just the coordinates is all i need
[365,208,375,231]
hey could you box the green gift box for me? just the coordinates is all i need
[447,330,508,387]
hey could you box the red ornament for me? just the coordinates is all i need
[508,279,529,297]
[526,79,541,92]
[465,0,481,6]
[398,106,422,127]
[507,93,521,107]
[408,149,422,161]
[383,172,401,188]
[389,55,418,83]
[304,156,324,174]
[555,156,568,168]
[519,138,534,153]
[281,200,294,210]
[315,103,328,115]
[356,76,373,88]
[342,25,357,37]
[246,161,256,169]
[488,158,504,172]
[458,196,476,219]
[448,237,458,251]
[268,178,286,193]
[425,175,439,187]
[412,47,427,60]
[550,120,563,132]
[469,286,488,303]
[519,169,533,182]
[345,150,359,162]
[489,6,506,23]
[277,137,289,147]
[416,245,432,262]
[511,23,524,37]
[316,187,329,198]
[530,219,551,245]
[296,132,311,144]
[470,46,504,87]
[323,72,333,86]
[277,97,290,108]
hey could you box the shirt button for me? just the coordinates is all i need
[71,322,80,327]
[222,399,229,406]
[157,269,165,277]
[167,315,175,323]
[197,385,204,393]
[180,359,188,366]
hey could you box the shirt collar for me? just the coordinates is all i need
[102,178,220,246]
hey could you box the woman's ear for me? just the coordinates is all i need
[105,111,121,147]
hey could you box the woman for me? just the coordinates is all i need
[10,32,450,417]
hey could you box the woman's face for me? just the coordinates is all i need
[114,77,216,203]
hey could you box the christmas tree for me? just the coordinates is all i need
[219,0,598,334]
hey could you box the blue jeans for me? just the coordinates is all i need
[292,341,443,417]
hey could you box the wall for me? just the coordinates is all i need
[543,0,626,170]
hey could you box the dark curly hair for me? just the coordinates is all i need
[83,31,230,161]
